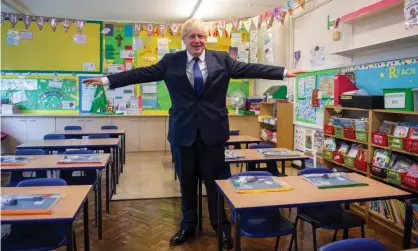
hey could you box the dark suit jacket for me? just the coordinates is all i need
[107,50,285,146]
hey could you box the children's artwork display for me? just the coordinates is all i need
[1,75,79,114]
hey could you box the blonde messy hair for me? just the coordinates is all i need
[181,18,208,38]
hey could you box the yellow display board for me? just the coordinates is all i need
[1,20,102,73]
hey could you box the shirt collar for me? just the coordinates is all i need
[186,49,205,63]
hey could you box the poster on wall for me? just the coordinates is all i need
[404,0,418,29]
[310,45,325,68]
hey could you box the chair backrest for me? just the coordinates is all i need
[234,171,272,177]
[64,125,82,130]
[15,149,46,155]
[229,130,240,136]
[63,149,95,155]
[88,134,110,139]
[43,134,65,140]
[249,144,273,149]
[17,178,67,187]
[297,167,332,176]
[101,125,118,130]
[319,238,386,251]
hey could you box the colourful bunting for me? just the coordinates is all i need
[36,16,44,31]
[62,18,72,33]
[22,15,32,30]
[9,14,18,28]
[76,20,85,34]
[50,17,58,32]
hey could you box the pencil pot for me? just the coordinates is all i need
[333,152,344,164]
[404,138,418,154]
[402,175,418,190]
[371,166,387,179]
[323,150,334,160]
[324,125,334,135]
[372,132,388,146]
[355,159,367,172]
[387,169,406,186]
[334,126,344,138]
[343,155,355,168]
[388,135,405,150]
[343,128,356,140]
[355,130,368,143]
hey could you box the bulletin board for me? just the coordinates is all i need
[1,20,102,73]
[294,69,338,129]
[0,75,79,114]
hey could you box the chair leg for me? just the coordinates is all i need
[361,225,365,238]
[332,229,338,242]
[275,237,280,251]
[291,228,299,251]
[312,224,317,251]
[73,230,77,251]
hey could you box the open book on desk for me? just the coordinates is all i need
[229,176,293,193]
[57,155,103,164]
[225,151,244,160]
[257,149,300,157]
[0,156,29,166]
[1,194,61,215]
[301,172,368,189]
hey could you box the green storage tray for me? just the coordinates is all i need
[388,135,404,150]
[383,88,414,111]
[334,126,344,138]
[323,150,333,160]
[343,155,355,168]
[387,169,403,186]
[355,130,368,143]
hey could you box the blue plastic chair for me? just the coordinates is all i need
[230,171,298,251]
[296,168,366,251]
[247,144,280,176]
[6,149,47,187]
[101,125,119,138]
[1,178,77,251]
[64,125,82,139]
[319,238,385,251]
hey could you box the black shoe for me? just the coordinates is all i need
[221,228,233,249]
[169,229,196,245]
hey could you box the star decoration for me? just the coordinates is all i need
[380,72,385,78]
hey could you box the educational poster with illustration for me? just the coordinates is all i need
[294,69,337,129]
[1,76,79,114]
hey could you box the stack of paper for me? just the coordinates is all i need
[257,149,298,157]
[1,194,61,215]
[57,155,102,164]
[225,151,244,160]
[229,176,292,193]
[0,156,28,166]
[302,173,368,189]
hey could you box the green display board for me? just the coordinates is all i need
[0,75,79,114]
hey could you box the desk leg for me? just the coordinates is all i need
[122,133,126,166]
[83,198,90,251]
[281,160,285,174]
[301,160,306,169]
[404,200,413,249]
[234,211,241,251]
[97,170,103,240]
[116,146,120,184]
[343,203,350,239]
[198,178,203,234]
[106,162,110,214]
[67,222,74,251]
[112,147,117,195]
[217,190,224,251]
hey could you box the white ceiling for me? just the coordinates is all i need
[11,0,285,23]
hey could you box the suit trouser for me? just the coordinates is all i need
[172,131,229,231]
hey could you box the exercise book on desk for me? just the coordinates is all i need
[229,176,293,194]
[257,149,299,157]
[57,155,103,164]
[1,194,61,215]
[301,173,368,189]
[225,151,244,160]
[0,156,29,166]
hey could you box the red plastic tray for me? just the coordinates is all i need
[372,132,388,146]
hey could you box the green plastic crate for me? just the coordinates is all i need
[383,88,414,111]
[355,130,368,143]
[334,126,344,138]
[323,150,333,160]
[343,155,355,168]
[387,169,404,186]
[388,135,404,150]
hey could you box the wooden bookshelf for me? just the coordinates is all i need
[322,106,418,240]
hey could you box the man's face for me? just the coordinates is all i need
[183,28,206,57]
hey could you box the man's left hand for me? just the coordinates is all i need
[286,69,307,78]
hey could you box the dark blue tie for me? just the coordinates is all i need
[193,57,203,95]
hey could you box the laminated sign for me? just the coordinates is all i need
[405,0,418,29]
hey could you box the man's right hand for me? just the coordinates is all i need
[82,78,103,86]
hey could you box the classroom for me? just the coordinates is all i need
[0,0,418,250]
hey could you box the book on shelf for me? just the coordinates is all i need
[225,151,244,160]
[0,156,29,166]
[1,194,61,215]
[229,176,292,193]
[370,200,418,231]
[301,172,369,189]
[257,149,299,157]
[57,155,103,164]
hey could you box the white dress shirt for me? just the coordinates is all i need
[101,50,287,86]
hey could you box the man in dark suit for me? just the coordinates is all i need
[83,18,305,248]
